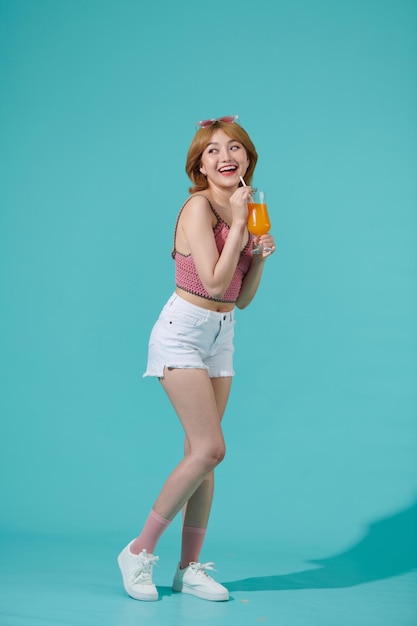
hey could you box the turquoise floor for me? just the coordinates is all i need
[1,511,416,626]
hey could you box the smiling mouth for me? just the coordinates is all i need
[218,165,238,174]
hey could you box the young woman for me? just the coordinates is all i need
[118,116,275,602]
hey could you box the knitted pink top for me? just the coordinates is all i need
[172,195,254,303]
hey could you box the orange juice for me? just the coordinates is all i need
[247,202,271,236]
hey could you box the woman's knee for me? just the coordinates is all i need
[197,442,226,471]
[211,442,226,467]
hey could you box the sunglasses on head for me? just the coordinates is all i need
[196,115,239,129]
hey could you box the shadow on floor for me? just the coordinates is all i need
[226,499,417,592]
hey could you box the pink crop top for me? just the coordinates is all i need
[171,195,254,303]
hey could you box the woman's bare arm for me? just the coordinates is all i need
[180,192,250,300]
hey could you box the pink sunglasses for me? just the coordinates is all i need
[196,115,239,129]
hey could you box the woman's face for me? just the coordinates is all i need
[199,129,250,189]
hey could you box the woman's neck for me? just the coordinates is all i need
[206,184,237,209]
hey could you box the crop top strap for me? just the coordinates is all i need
[171,194,221,258]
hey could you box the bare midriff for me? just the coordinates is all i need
[175,287,235,313]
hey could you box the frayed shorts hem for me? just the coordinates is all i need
[143,364,235,379]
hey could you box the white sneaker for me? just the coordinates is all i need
[172,561,229,601]
[117,542,159,601]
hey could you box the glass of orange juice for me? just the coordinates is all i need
[247,190,272,254]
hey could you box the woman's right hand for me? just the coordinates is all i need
[230,185,252,225]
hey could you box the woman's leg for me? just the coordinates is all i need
[180,376,232,567]
[130,368,227,555]
[155,368,229,518]
[182,376,232,526]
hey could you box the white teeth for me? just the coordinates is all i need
[219,166,237,173]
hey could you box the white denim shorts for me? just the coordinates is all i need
[143,293,236,378]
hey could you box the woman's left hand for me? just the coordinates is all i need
[255,233,276,258]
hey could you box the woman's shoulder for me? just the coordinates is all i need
[179,194,217,220]
[182,193,213,210]
[173,194,218,254]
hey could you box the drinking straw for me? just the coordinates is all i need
[240,175,253,201]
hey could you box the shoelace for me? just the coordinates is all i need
[132,552,159,583]
[189,562,217,578]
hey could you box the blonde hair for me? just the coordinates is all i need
[185,121,258,194]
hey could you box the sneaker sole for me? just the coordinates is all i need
[117,554,158,602]
[172,581,229,602]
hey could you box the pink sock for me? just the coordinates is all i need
[180,525,207,569]
[130,509,171,555]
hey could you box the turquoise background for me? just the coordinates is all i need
[0,1,416,624]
